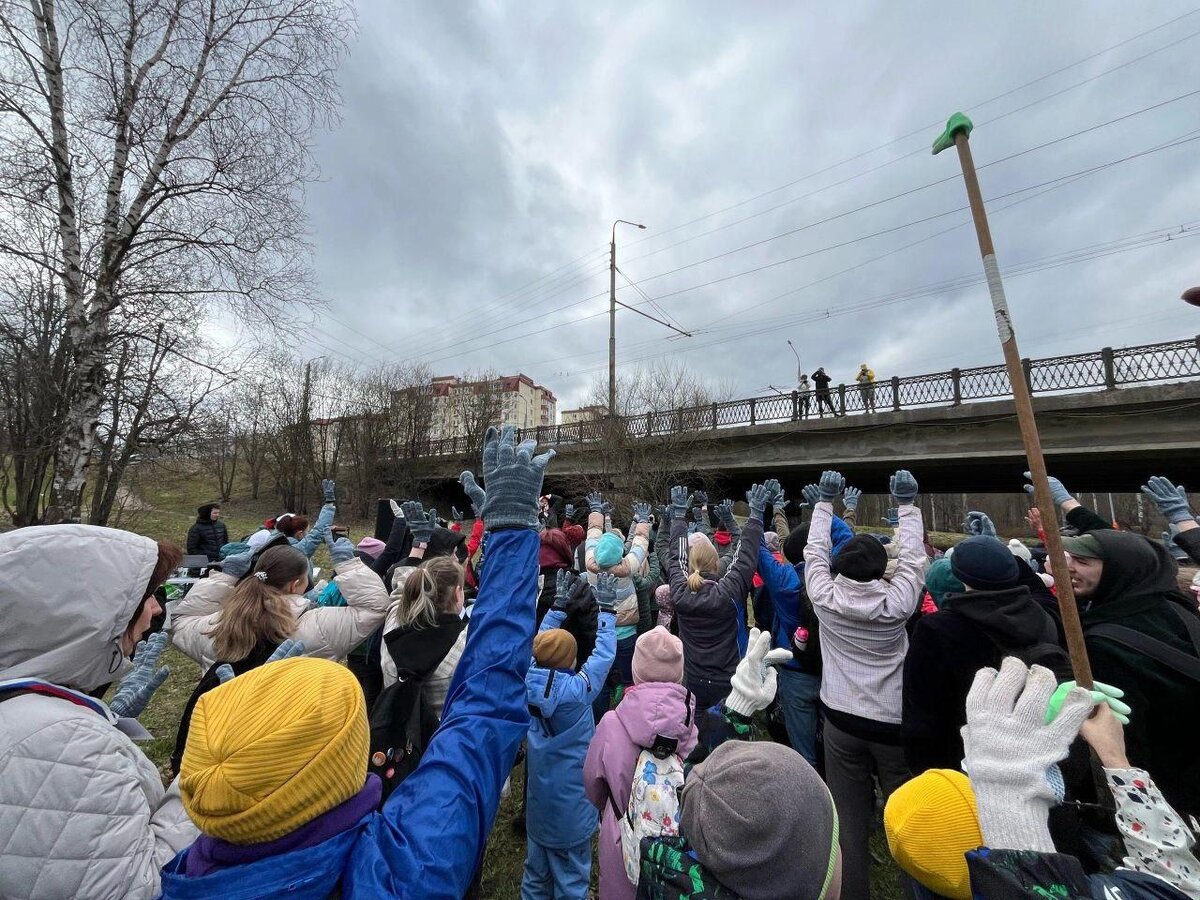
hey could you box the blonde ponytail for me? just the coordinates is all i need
[686,541,720,592]
[397,556,464,629]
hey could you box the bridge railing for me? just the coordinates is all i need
[412,335,1200,457]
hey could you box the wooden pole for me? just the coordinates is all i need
[934,113,1093,687]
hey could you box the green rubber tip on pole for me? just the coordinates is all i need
[932,112,973,155]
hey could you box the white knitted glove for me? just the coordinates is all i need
[961,657,1094,852]
[725,629,786,716]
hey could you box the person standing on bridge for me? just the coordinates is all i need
[856,363,876,413]
[797,372,813,419]
[812,367,838,417]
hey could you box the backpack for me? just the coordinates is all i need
[616,737,686,885]
[366,675,440,802]
[1086,601,1200,685]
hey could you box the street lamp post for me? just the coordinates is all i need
[787,339,802,382]
[610,218,646,418]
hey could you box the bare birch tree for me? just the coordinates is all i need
[0,0,353,520]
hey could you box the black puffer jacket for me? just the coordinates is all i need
[186,504,228,561]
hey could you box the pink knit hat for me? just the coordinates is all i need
[632,626,684,685]
[356,537,386,560]
[688,531,713,550]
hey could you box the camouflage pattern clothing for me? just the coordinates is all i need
[636,836,737,900]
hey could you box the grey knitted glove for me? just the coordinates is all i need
[632,501,652,524]
[693,490,708,508]
[714,499,735,527]
[890,469,918,505]
[964,511,998,538]
[460,476,485,518]
[401,501,433,545]
[451,505,464,523]
[961,657,1094,852]
[326,533,355,566]
[220,549,254,580]
[554,569,587,611]
[321,479,337,503]
[461,425,554,531]
[564,503,576,522]
[800,484,820,508]
[586,491,604,514]
[654,504,668,526]
[818,470,845,504]
[1142,476,1194,525]
[763,478,786,509]
[746,483,770,519]
[842,486,861,512]
[108,632,171,719]
[216,639,307,684]
[882,507,899,527]
[594,572,619,613]
[670,485,692,519]
[1023,471,1072,507]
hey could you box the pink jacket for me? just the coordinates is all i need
[583,682,699,900]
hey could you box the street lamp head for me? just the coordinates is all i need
[636,223,647,229]
[1182,286,1200,307]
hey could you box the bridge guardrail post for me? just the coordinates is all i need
[1101,347,1116,389]
[749,398,756,426]
[791,391,799,421]
[1022,357,1033,395]
[951,368,962,406]
[890,376,900,411]
[646,412,653,435]
[676,408,684,433]
[712,403,718,429]
[837,384,847,416]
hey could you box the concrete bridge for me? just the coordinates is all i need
[400,335,1200,498]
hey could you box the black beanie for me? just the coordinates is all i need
[782,523,810,565]
[950,535,1020,590]
[831,535,889,582]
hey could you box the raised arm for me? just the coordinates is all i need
[666,486,692,601]
[712,483,775,608]
[803,472,843,608]
[294,480,338,558]
[880,470,925,621]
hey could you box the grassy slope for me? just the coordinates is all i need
[126,464,900,900]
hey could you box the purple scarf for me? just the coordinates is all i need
[184,775,382,877]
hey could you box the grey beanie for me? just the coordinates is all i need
[681,742,840,900]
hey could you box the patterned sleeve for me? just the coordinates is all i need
[1106,766,1200,897]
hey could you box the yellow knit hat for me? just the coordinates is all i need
[884,769,982,900]
[180,656,368,845]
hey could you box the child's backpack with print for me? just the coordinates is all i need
[617,736,686,884]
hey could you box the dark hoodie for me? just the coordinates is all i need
[186,503,228,561]
[1079,530,1200,818]
[902,585,1063,773]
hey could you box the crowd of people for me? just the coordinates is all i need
[1,424,1199,900]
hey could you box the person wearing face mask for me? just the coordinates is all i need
[0,525,198,899]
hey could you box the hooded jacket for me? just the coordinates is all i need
[805,501,925,733]
[668,512,764,692]
[525,608,617,849]
[159,527,540,899]
[186,504,228,562]
[756,516,855,677]
[583,681,699,900]
[0,525,198,899]
[1078,529,1200,818]
[537,528,576,624]
[902,585,1063,773]
[586,512,651,629]
[170,558,390,670]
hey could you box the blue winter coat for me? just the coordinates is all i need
[159,527,539,900]
[525,607,616,849]
[756,516,854,672]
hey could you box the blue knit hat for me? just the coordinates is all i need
[593,532,624,569]
[950,536,1020,591]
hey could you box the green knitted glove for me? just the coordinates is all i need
[1047,679,1130,726]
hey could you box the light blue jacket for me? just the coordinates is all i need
[159,527,539,899]
[524,607,616,848]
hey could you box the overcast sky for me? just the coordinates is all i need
[297,1,1200,413]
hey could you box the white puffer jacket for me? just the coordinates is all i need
[170,557,390,669]
[0,524,198,899]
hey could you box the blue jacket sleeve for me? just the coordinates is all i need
[294,502,335,558]
[539,608,566,635]
[577,610,616,699]
[758,540,800,621]
[354,528,537,898]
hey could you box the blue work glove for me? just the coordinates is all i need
[321,479,336,503]
[460,425,554,531]
[801,484,820,508]
[594,572,619,613]
[818,470,845,504]
[842,486,861,512]
[586,491,604,514]
[326,533,355,566]
[890,469,918,505]
[763,478,786,509]
[108,632,171,719]
[1023,471,1073,507]
[964,511,998,538]
[216,639,308,684]
[670,485,692,519]
[451,506,464,523]
[1142,476,1194,525]
[714,499,735,528]
[402,500,434,545]
[746,483,770,519]
[693,490,708,508]
[882,508,899,527]
[564,503,576,522]
[460,474,485,518]
[219,549,254,580]
[632,501,652,524]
